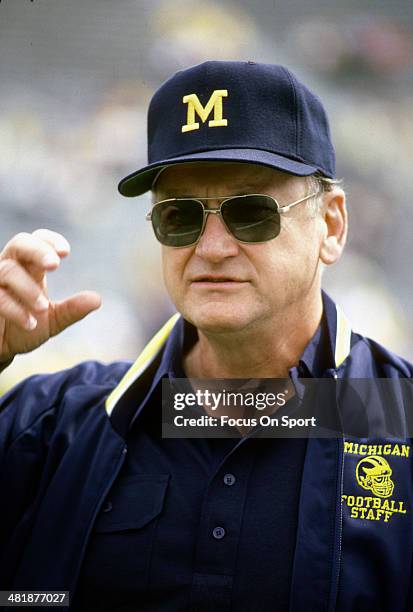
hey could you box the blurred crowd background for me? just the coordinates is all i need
[1,0,412,390]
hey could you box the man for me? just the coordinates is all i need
[0,61,412,611]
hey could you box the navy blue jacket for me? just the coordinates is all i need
[1,293,412,611]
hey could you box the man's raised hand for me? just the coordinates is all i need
[0,229,101,363]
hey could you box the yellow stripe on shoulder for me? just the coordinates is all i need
[105,313,180,416]
[335,304,352,368]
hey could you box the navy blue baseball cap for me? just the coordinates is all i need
[118,60,336,197]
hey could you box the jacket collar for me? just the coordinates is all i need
[322,290,353,369]
[107,291,353,437]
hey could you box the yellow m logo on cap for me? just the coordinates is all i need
[182,89,228,133]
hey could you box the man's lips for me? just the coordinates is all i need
[190,275,249,287]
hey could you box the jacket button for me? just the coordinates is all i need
[102,501,113,513]
[212,526,226,540]
[223,473,236,486]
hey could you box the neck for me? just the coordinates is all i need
[183,292,323,379]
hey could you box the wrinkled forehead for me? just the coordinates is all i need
[152,161,306,199]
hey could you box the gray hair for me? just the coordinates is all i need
[306,173,344,216]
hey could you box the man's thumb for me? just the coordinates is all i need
[49,291,102,336]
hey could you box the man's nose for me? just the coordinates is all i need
[194,211,239,261]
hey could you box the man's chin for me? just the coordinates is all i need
[184,304,253,335]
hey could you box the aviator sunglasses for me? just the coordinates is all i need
[146,190,321,247]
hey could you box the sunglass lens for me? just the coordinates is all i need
[222,195,280,242]
[152,199,204,247]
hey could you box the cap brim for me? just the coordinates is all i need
[118,149,320,197]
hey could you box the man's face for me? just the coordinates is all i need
[154,162,328,335]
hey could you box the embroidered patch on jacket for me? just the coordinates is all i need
[342,442,409,523]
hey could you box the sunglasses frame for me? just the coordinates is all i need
[146,191,321,247]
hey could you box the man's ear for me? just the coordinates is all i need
[319,188,348,265]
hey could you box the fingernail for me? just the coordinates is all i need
[26,315,37,330]
[34,295,49,311]
[42,254,59,267]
